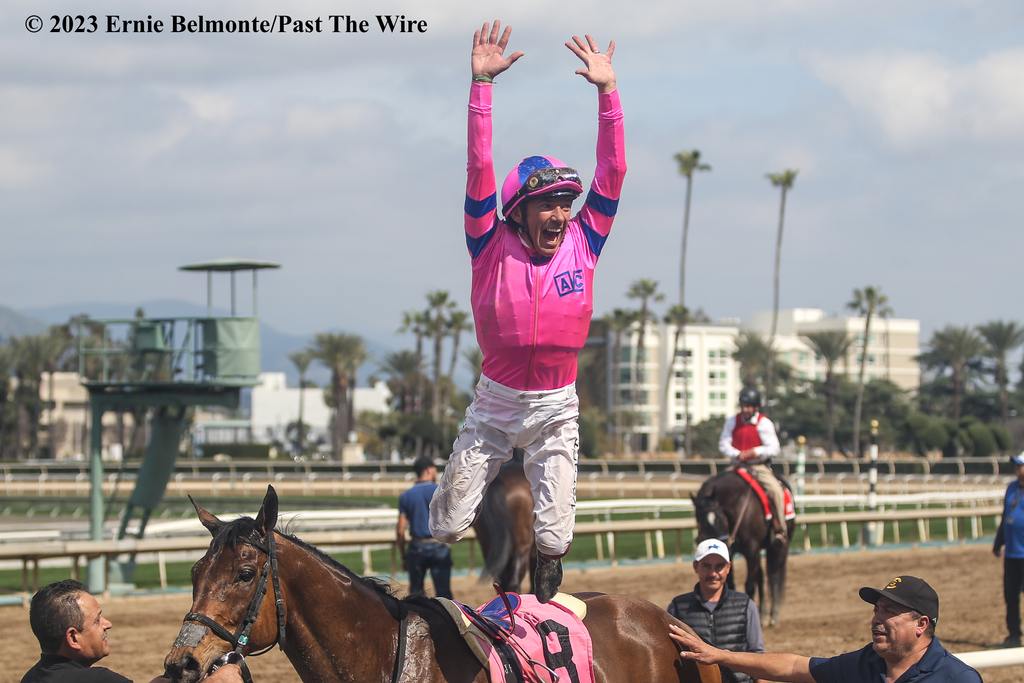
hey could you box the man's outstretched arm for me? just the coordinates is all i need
[568,34,625,259]
[465,20,522,254]
[670,623,815,683]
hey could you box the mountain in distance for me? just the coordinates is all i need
[19,299,395,386]
[0,304,48,340]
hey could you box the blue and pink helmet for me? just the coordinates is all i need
[501,155,584,222]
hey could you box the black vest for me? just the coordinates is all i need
[668,586,755,683]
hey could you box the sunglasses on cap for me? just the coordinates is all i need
[516,167,582,197]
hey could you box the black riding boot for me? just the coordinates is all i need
[533,553,563,604]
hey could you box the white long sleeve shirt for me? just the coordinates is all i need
[718,413,781,461]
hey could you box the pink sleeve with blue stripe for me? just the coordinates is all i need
[576,90,627,260]
[465,82,499,258]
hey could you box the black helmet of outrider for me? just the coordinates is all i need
[738,387,761,407]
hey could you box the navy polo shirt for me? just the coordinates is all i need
[808,637,981,683]
[21,653,132,682]
[398,481,437,539]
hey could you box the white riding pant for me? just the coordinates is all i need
[429,375,579,557]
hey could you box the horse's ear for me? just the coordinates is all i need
[255,485,279,534]
[190,495,224,537]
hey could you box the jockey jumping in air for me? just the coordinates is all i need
[429,20,626,602]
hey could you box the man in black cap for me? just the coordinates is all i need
[669,575,981,682]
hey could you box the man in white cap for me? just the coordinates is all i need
[667,539,764,683]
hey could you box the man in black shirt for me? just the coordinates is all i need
[22,579,241,683]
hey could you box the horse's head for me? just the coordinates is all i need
[164,485,285,683]
[691,489,729,544]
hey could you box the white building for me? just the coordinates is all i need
[248,372,392,444]
[606,308,921,452]
[747,309,920,391]
[606,321,740,452]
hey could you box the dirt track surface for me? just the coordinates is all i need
[1,544,1017,682]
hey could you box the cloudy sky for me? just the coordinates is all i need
[2,0,1021,351]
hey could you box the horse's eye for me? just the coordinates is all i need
[238,568,256,583]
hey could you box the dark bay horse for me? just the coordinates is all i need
[164,485,722,683]
[473,457,535,592]
[692,469,794,627]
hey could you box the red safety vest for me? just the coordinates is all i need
[732,413,763,452]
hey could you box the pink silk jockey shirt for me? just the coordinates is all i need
[463,82,627,391]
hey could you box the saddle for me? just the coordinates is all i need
[437,588,594,683]
[732,466,796,522]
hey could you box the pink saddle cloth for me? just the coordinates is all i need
[464,593,595,683]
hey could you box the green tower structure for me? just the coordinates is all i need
[77,260,279,592]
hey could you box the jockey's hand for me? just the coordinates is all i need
[565,34,617,93]
[670,623,724,665]
[472,20,523,80]
[739,449,758,461]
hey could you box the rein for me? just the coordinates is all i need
[182,531,287,683]
[726,489,753,546]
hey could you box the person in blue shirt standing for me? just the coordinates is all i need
[993,451,1024,647]
[670,575,981,682]
[396,457,453,598]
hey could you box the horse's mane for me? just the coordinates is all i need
[211,515,402,617]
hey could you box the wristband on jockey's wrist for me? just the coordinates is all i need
[472,74,494,84]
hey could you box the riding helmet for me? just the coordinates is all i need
[738,387,762,407]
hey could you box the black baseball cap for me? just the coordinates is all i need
[859,575,939,624]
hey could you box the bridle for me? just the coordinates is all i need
[181,530,286,683]
[180,528,411,683]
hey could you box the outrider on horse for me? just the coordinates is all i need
[692,388,795,626]
[692,469,794,627]
[164,486,722,683]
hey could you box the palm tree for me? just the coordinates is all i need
[606,308,641,454]
[732,330,772,389]
[424,291,456,422]
[626,279,664,388]
[309,333,366,457]
[399,309,430,412]
[673,150,711,312]
[663,305,710,456]
[0,342,16,459]
[626,279,664,451]
[847,286,891,455]
[802,331,853,457]
[976,320,1024,423]
[10,335,48,458]
[663,304,692,455]
[381,350,423,414]
[288,350,313,455]
[446,311,473,384]
[918,326,986,421]
[764,169,798,403]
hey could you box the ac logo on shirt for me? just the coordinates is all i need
[554,269,584,297]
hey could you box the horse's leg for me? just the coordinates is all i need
[766,537,791,626]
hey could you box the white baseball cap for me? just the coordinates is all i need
[694,539,730,563]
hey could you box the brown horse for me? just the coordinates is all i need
[472,456,535,593]
[164,485,721,683]
[692,470,794,627]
